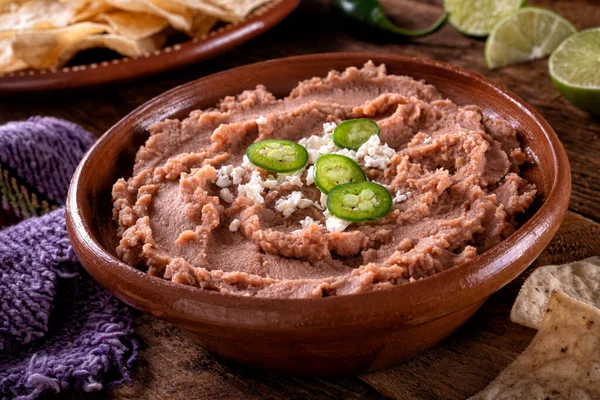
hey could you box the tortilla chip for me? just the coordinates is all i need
[99,0,192,32]
[0,28,12,39]
[95,10,169,40]
[169,0,236,22]
[0,0,27,13]
[70,1,114,23]
[471,291,600,399]
[172,0,271,22]
[209,0,272,19]
[56,32,164,66]
[0,0,266,72]
[511,257,600,329]
[0,0,84,31]
[10,22,108,69]
[0,37,28,72]
[189,11,217,38]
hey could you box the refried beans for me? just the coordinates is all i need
[112,61,536,298]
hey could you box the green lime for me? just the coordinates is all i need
[485,7,576,69]
[549,28,600,115]
[444,0,525,37]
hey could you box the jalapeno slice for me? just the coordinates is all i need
[246,139,308,173]
[327,182,392,222]
[332,118,380,150]
[314,154,366,194]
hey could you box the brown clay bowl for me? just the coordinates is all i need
[66,53,571,376]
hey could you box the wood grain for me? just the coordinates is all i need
[6,0,599,398]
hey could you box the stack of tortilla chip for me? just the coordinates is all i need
[472,291,600,399]
[471,257,600,399]
[0,0,271,72]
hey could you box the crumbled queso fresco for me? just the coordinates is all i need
[211,121,399,232]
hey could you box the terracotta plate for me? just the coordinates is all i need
[0,0,299,94]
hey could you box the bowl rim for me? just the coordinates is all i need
[66,52,571,322]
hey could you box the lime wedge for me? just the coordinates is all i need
[485,7,577,69]
[549,28,600,115]
[444,0,525,37]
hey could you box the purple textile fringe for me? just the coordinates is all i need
[0,117,137,399]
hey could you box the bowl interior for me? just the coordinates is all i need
[69,53,569,331]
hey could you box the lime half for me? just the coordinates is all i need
[550,28,600,115]
[485,7,576,69]
[444,0,525,37]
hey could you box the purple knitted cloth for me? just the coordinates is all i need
[0,117,137,399]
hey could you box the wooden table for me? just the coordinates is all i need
[3,0,599,398]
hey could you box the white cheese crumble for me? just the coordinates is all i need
[299,134,333,164]
[275,191,313,217]
[291,216,324,234]
[319,193,328,209]
[324,211,351,232]
[241,154,257,170]
[334,148,358,161]
[215,165,233,188]
[230,166,245,185]
[277,168,304,188]
[424,137,432,144]
[356,135,395,170]
[363,155,388,169]
[286,175,303,187]
[299,216,322,229]
[393,190,412,204]
[298,122,338,164]
[229,218,241,232]
[306,165,315,186]
[255,115,267,125]
[219,188,234,203]
[318,201,351,232]
[237,171,265,205]
[261,178,278,189]
[323,122,337,135]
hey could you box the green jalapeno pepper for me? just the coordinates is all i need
[332,0,447,37]
[327,181,392,222]
[314,154,366,194]
[246,139,308,173]
[333,118,380,150]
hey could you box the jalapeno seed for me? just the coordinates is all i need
[246,139,308,173]
[314,154,366,194]
[327,181,392,222]
[342,193,359,207]
[332,118,380,150]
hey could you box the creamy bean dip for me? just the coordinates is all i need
[113,62,536,298]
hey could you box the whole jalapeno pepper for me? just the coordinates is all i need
[332,0,447,37]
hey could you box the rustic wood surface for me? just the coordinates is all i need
[3,0,598,398]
